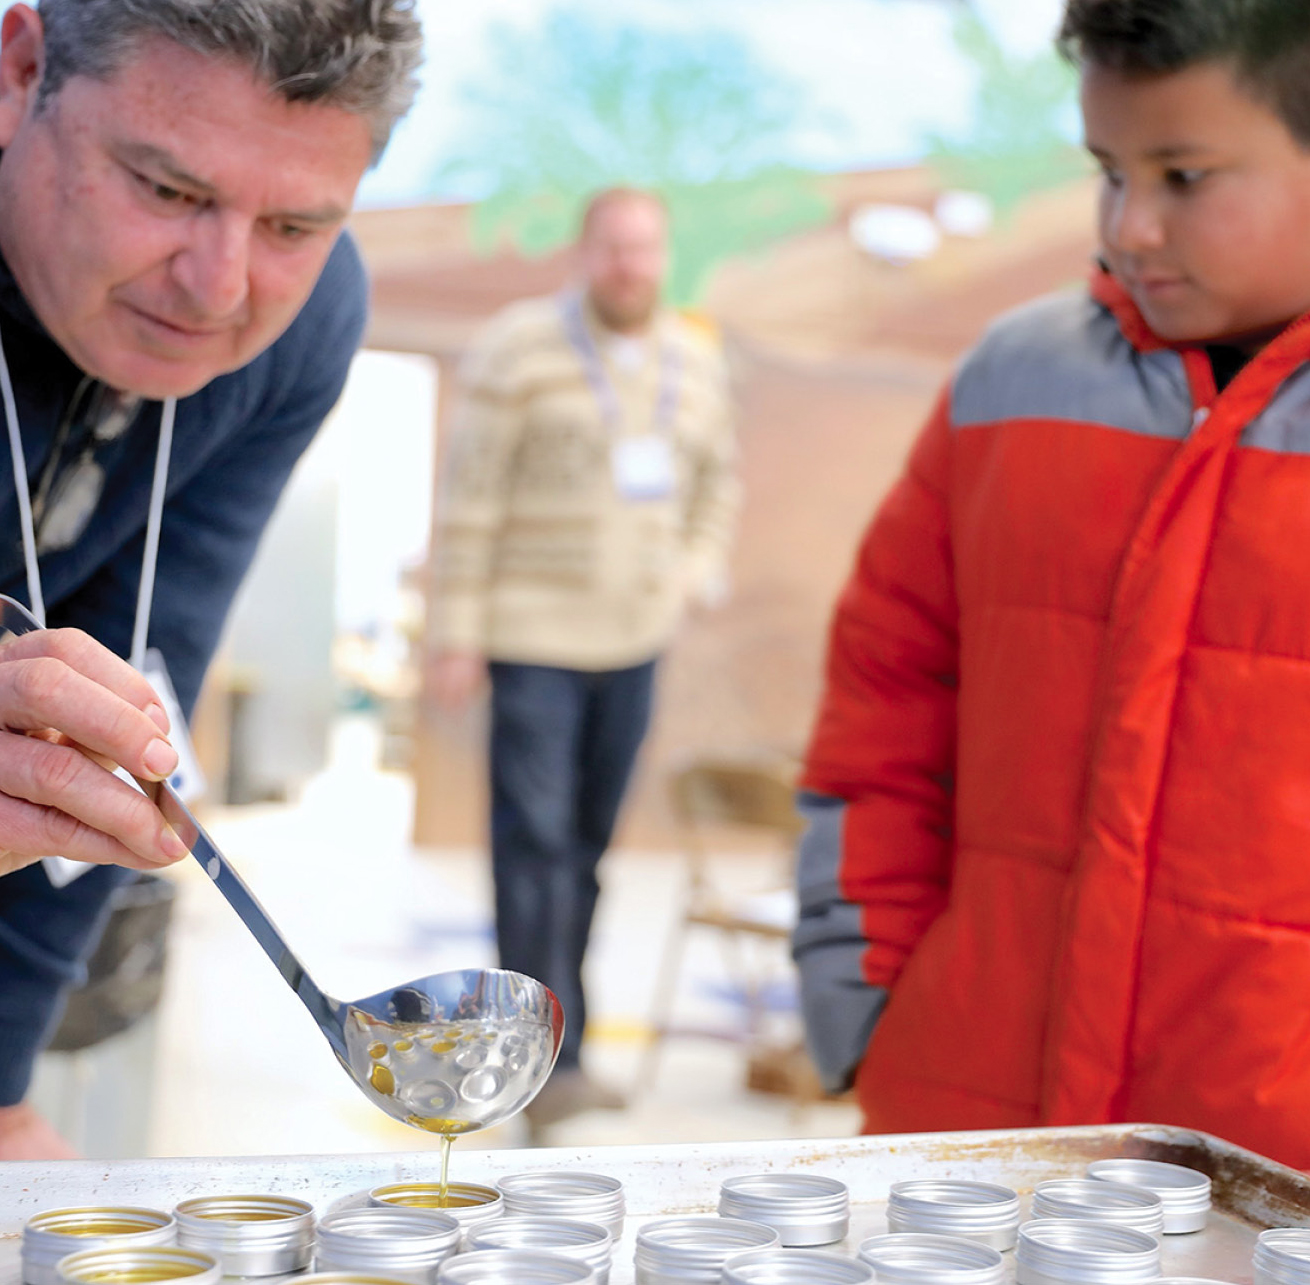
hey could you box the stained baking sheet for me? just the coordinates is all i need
[1,1125,1306,1283]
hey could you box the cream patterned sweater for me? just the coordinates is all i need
[428,293,739,670]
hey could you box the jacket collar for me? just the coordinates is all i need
[1091,262,1310,418]
[1090,261,1310,366]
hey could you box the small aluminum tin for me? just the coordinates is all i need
[1154,1279,1241,1283]
[436,1249,600,1284]
[24,1208,177,1285]
[1255,1228,1310,1285]
[464,1217,612,1283]
[174,1195,314,1276]
[856,1233,1006,1284]
[1086,1159,1212,1234]
[290,1275,418,1285]
[717,1174,849,1246]
[495,1172,625,1240]
[55,1246,220,1285]
[1015,1218,1162,1285]
[1031,1180,1165,1237]
[367,1185,502,1240]
[634,1216,780,1285]
[722,1248,874,1284]
[886,1180,1021,1251]
[315,1207,460,1283]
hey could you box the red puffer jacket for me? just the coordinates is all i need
[794,269,1310,1168]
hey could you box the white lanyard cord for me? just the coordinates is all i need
[560,291,682,436]
[0,328,44,625]
[130,395,173,670]
[0,324,174,661]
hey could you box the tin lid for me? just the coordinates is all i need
[55,1246,220,1285]
[293,1275,422,1285]
[1153,1279,1240,1283]
[495,1173,624,1237]
[1086,1161,1211,1223]
[635,1216,781,1274]
[496,1173,624,1210]
[1032,1180,1165,1236]
[888,1182,1021,1234]
[856,1233,1006,1284]
[174,1196,313,1247]
[316,1207,461,1269]
[436,1248,600,1283]
[718,1175,848,1245]
[722,1248,874,1284]
[1016,1219,1161,1282]
[464,1217,611,1270]
[719,1175,848,1219]
[1255,1228,1310,1284]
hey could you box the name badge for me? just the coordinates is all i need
[139,647,207,804]
[612,435,675,500]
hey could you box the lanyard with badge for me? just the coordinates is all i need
[0,326,206,884]
[559,291,682,500]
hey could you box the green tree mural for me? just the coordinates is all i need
[925,9,1088,217]
[435,11,834,306]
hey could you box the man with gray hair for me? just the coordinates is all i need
[0,0,421,1157]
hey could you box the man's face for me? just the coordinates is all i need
[1083,59,1310,350]
[578,196,669,333]
[0,6,373,398]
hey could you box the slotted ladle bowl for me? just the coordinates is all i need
[0,593,564,1135]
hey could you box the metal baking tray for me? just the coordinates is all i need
[1,1125,1305,1283]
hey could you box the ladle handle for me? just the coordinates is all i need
[0,594,345,1056]
[153,780,344,1047]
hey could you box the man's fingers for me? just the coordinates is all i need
[0,628,166,720]
[0,733,188,867]
[0,654,178,783]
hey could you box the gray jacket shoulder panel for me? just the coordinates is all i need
[951,291,1192,442]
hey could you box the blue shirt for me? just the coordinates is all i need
[0,231,368,1104]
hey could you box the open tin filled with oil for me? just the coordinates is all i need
[24,1209,176,1285]
[55,1246,220,1285]
[367,1183,502,1240]
[173,1196,313,1277]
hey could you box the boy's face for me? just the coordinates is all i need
[1083,59,1310,351]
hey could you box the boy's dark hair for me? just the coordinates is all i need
[1058,0,1310,147]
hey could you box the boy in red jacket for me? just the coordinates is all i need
[794,0,1310,1168]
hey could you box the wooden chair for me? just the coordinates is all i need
[639,751,807,1092]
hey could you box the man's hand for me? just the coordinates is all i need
[428,650,487,713]
[0,628,186,877]
[0,1101,78,1160]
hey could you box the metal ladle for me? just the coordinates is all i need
[0,594,564,1136]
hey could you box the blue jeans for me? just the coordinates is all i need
[488,659,656,1069]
